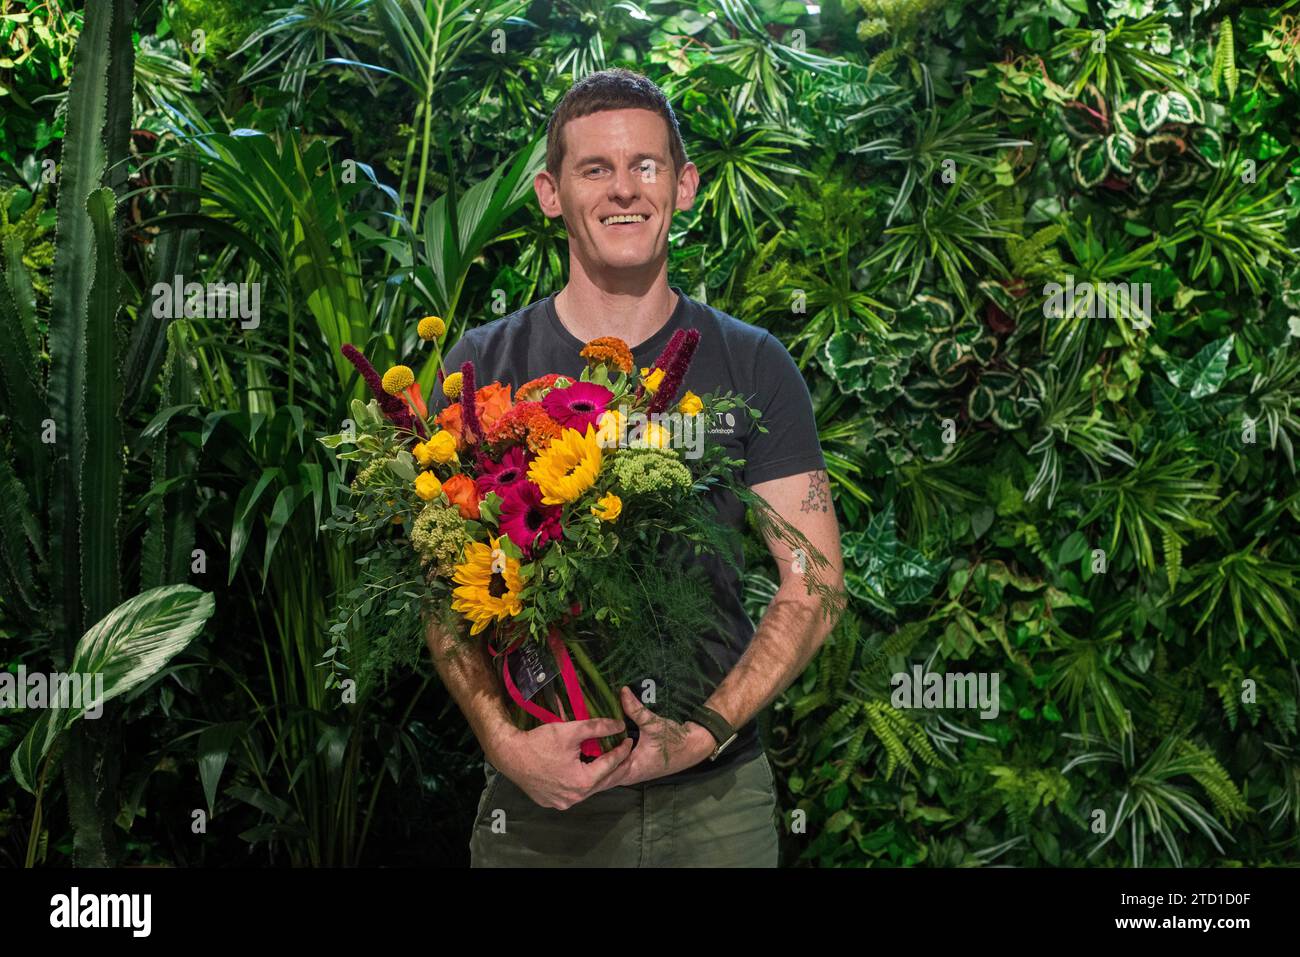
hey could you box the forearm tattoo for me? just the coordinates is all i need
[799,469,830,514]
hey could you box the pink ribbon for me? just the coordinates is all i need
[493,628,603,758]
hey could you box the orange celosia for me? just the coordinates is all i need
[435,381,513,449]
[515,373,571,402]
[580,337,634,374]
[441,474,482,520]
[485,401,564,454]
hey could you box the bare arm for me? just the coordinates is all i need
[703,468,845,729]
[421,615,517,767]
[598,468,845,786]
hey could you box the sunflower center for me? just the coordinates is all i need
[488,571,509,599]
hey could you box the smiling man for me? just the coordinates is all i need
[426,68,844,868]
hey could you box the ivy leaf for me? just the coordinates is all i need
[1158,335,1234,399]
[822,330,873,395]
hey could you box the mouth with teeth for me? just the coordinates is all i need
[601,213,649,226]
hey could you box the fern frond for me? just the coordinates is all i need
[1179,741,1250,825]
[821,699,862,738]
[863,700,943,779]
[1211,20,1237,98]
[1162,528,1183,591]
[1214,675,1241,730]
[831,723,869,785]
[1009,224,1064,276]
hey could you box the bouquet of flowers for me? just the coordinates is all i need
[321,319,838,757]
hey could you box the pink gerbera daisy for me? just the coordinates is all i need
[476,446,530,499]
[541,381,613,432]
[498,480,563,558]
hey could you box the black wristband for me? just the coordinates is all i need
[688,705,737,758]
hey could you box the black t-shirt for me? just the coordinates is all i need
[434,285,825,782]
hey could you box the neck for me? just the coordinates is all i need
[554,261,678,349]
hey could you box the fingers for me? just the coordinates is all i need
[584,737,634,787]
[620,685,652,723]
[562,716,626,742]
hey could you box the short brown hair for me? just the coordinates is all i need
[545,68,688,177]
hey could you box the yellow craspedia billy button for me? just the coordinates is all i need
[382,365,415,395]
[418,316,446,340]
[442,371,464,400]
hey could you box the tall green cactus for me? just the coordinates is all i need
[0,0,210,868]
[45,0,135,868]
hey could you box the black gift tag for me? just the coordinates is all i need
[507,641,559,702]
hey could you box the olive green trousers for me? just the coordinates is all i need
[469,752,780,867]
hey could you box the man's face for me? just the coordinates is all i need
[536,108,698,277]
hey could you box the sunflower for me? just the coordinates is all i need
[528,425,602,505]
[451,536,524,635]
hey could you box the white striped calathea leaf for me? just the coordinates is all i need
[1114,97,1143,137]
[1072,137,1110,188]
[1106,131,1137,176]
[1164,90,1203,125]
[1189,127,1223,168]
[1134,165,1163,195]
[1137,89,1170,132]
[10,585,214,792]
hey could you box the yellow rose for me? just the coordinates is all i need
[414,471,442,501]
[412,441,436,468]
[678,391,703,415]
[426,430,458,464]
[640,366,665,393]
[592,492,622,522]
[638,421,671,449]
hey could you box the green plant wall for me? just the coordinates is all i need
[2,0,1298,868]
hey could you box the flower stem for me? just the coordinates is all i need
[564,636,623,745]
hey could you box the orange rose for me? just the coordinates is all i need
[435,382,513,450]
[442,474,482,520]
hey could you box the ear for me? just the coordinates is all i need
[534,169,563,219]
[675,161,700,214]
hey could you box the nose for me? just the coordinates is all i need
[608,162,640,203]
